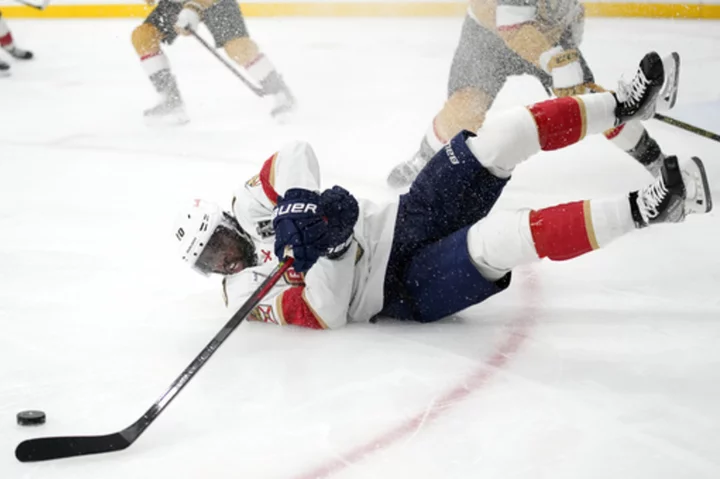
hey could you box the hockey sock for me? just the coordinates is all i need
[526,92,617,151]
[467,195,635,279]
[140,52,179,98]
[529,196,634,261]
[606,122,664,175]
[424,118,447,153]
[0,16,15,51]
[245,54,284,94]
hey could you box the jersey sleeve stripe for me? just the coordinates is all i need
[259,153,280,205]
[278,287,327,329]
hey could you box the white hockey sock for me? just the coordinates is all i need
[0,17,14,50]
[141,51,170,78]
[586,195,636,248]
[245,54,275,85]
[466,107,540,178]
[575,92,618,135]
[468,195,635,280]
[424,118,446,153]
[606,120,645,151]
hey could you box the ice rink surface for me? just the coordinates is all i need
[2,16,720,479]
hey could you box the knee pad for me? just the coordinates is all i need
[223,36,258,66]
[132,24,161,56]
[437,88,493,139]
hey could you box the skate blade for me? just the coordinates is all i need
[143,110,190,127]
[657,52,680,111]
[688,156,713,214]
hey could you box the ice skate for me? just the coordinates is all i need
[614,51,668,126]
[4,46,33,60]
[387,151,430,189]
[143,97,189,125]
[269,87,296,122]
[386,135,437,188]
[143,70,189,125]
[631,155,712,228]
[0,59,9,77]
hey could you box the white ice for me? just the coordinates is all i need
[2,16,720,479]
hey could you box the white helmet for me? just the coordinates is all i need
[174,199,257,276]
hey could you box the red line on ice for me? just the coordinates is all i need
[292,275,538,479]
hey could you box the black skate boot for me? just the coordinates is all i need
[4,46,33,60]
[144,70,188,125]
[0,59,9,76]
[386,136,436,189]
[614,51,668,126]
[630,155,712,228]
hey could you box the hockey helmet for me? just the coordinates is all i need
[174,199,257,276]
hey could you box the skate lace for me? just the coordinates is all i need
[639,177,668,219]
[617,68,650,108]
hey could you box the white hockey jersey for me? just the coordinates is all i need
[222,141,398,329]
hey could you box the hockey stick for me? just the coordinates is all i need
[190,30,264,97]
[15,257,294,462]
[12,0,50,10]
[653,113,720,143]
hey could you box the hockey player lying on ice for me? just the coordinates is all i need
[175,51,712,329]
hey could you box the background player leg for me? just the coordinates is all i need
[0,12,33,61]
[131,21,188,124]
[203,0,296,119]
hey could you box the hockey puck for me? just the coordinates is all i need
[16,410,46,426]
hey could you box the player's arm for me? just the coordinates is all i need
[274,246,357,330]
[270,186,360,329]
[232,141,322,240]
[174,0,234,34]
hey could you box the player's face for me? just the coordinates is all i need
[195,226,249,275]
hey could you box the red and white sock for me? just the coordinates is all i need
[466,92,618,178]
[467,195,635,279]
[245,54,276,86]
[140,51,170,78]
[0,17,15,50]
[526,92,617,151]
[604,120,645,151]
[529,196,634,261]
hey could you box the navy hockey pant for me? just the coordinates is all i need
[381,131,512,323]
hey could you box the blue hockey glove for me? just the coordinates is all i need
[272,188,329,273]
[320,186,359,260]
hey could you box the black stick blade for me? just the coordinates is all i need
[16,433,132,462]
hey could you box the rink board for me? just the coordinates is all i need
[2,2,720,18]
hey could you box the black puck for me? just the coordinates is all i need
[17,410,46,426]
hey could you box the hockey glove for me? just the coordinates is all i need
[540,47,587,97]
[272,188,329,273]
[175,2,202,35]
[320,186,359,260]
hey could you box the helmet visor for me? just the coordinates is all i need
[194,225,251,276]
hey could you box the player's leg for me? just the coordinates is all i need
[401,152,712,323]
[471,51,668,180]
[204,0,295,118]
[387,14,549,188]
[0,11,32,61]
[131,1,188,122]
